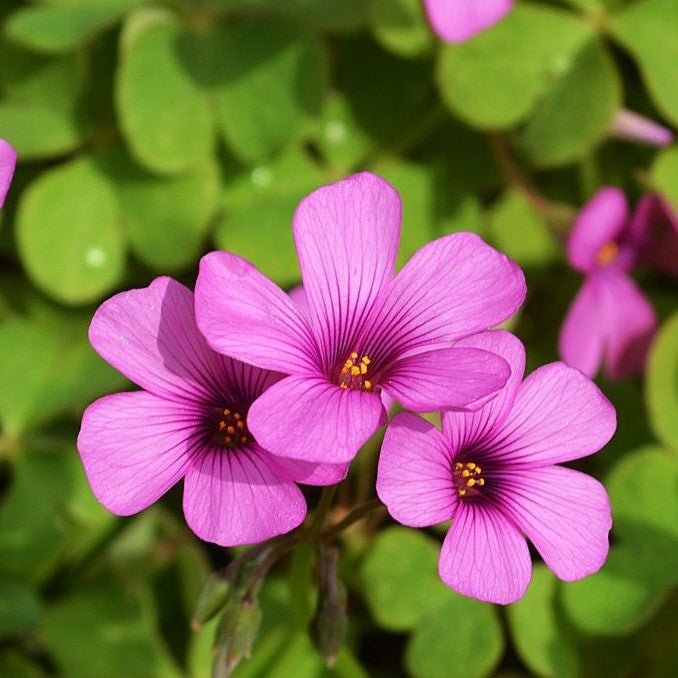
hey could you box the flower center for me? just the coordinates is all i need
[338,352,374,391]
[596,240,618,266]
[453,461,485,498]
[212,408,252,448]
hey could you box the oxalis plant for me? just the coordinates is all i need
[78,172,615,674]
[2,0,678,676]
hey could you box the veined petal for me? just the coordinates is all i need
[183,444,307,547]
[247,374,385,464]
[442,330,526,451]
[0,138,17,208]
[369,233,525,358]
[438,502,531,605]
[424,0,514,44]
[195,251,319,373]
[567,187,628,272]
[499,466,611,581]
[377,412,457,527]
[293,173,401,365]
[486,362,616,467]
[77,392,199,515]
[89,277,226,404]
[383,346,509,412]
[274,456,349,487]
[558,275,606,378]
[598,269,657,380]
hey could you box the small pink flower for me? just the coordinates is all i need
[559,187,657,380]
[0,138,17,209]
[377,331,615,605]
[77,277,346,547]
[609,109,674,147]
[195,173,526,465]
[423,0,514,43]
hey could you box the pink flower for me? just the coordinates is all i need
[423,0,514,43]
[377,330,615,604]
[0,139,17,209]
[559,187,657,380]
[609,109,674,147]
[195,173,526,465]
[77,277,346,547]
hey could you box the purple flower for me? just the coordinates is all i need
[77,277,346,547]
[632,193,678,277]
[559,187,657,380]
[377,330,615,604]
[610,109,674,147]
[423,0,514,44]
[0,138,17,209]
[195,173,526,465]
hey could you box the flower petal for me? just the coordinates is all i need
[438,502,531,604]
[598,269,657,380]
[485,362,616,467]
[383,346,509,412]
[499,465,611,581]
[369,233,525,358]
[293,173,401,365]
[247,374,385,464]
[377,412,457,527]
[567,187,628,272]
[441,330,526,450]
[558,275,606,378]
[183,444,307,546]
[77,391,198,515]
[89,277,228,404]
[0,138,17,208]
[633,194,678,276]
[424,0,514,44]
[195,251,319,373]
[274,456,349,487]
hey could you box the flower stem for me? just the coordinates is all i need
[308,485,339,539]
[320,498,385,542]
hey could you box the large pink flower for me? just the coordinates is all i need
[0,138,17,209]
[423,0,514,43]
[559,187,657,380]
[195,173,526,465]
[377,331,615,604]
[77,277,346,547]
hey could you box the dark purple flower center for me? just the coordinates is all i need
[453,461,486,499]
[337,352,376,392]
[211,407,252,448]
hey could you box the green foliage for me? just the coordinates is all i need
[1,0,677,674]
[16,157,125,304]
[645,312,678,452]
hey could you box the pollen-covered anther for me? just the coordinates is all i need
[596,240,618,266]
[338,353,374,391]
[212,407,252,448]
[453,461,485,498]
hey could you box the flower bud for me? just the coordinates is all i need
[192,571,231,631]
[309,546,347,667]
[212,596,261,678]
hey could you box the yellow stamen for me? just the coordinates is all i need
[350,352,358,359]
[466,478,476,487]
[227,425,235,434]
[350,365,361,376]
[364,380,372,390]
[596,240,618,266]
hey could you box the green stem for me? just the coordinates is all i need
[308,485,339,539]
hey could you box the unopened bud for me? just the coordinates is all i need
[309,546,347,667]
[212,597,261,678]
[192,571,231,631]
